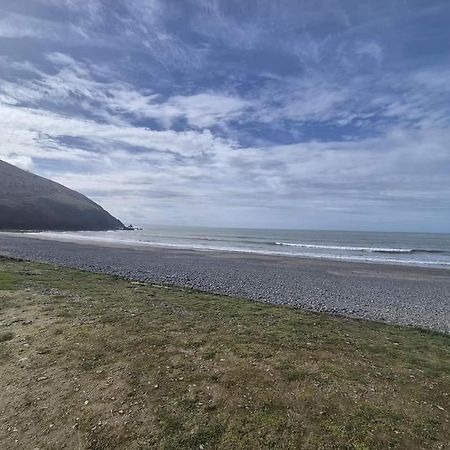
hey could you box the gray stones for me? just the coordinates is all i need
[0,233,449,333]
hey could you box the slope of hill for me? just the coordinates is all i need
[0,160,124,231]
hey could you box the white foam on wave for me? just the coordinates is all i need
[20,231,450,269]
[274,242,413,253]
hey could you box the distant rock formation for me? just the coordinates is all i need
[0,159,125,231]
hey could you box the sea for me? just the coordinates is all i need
[28,226,450,269]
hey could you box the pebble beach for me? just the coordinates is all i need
[1,233,449,333]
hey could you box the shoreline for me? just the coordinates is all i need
[0,233,449,333]
[2,230,450,271]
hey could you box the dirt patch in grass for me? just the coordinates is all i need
[0,331,14,343]
[0,256,449,449]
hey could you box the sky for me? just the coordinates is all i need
[1,0,450,232]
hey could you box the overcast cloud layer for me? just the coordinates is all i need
[1,0,449,231]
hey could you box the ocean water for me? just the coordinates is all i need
[28,226,450,269]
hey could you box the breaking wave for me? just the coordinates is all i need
[272,242,444,254]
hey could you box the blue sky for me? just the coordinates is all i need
[1,0,450,231]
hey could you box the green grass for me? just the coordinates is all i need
[0,256,449,449]
[0,270,20,290]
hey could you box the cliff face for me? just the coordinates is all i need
[0,160,124,231]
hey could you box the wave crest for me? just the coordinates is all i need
[272,242,443,254]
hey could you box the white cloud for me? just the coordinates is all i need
[157,93,249,128]
[0,11,89,41]
[2,155,35,172]
[355,41,383,66]
[1,92,449,228]
[0,102,236,161]
[0,54,249,129]
[0,14,49,39]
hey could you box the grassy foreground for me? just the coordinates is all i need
[0,257,449,449]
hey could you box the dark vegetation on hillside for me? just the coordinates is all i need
[0,160,124,231]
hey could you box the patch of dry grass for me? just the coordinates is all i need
[0,256,449,449]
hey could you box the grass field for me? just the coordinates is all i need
[0,256,449,449]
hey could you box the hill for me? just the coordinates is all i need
[0,160,124,231]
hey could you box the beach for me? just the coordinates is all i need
[0,233,449,333]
